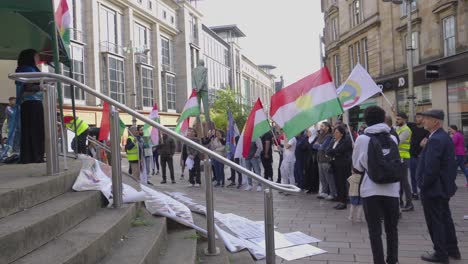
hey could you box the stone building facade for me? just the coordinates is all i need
[322,0,468,132]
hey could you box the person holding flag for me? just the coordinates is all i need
[226,111,241,187]
[234,98,270,191]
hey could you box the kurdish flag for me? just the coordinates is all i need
[270,67,343,139]
[175,89,200,134]
[234,99,270,158]
[55,0,72,55]
[144,104,160,145]
[337,64,382,110]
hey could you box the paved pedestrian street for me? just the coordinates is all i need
[141,154,468,263]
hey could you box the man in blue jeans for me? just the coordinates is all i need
[244,138,263,192]
[408,113,429,200]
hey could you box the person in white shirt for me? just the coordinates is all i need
[280,133,297,187]
[352,106,400,264]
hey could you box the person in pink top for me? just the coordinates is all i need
[449,125,468,186]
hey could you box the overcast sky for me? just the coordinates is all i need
[197,0,324,86]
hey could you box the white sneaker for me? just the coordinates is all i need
[195,184,201,187]
[325,195,335,201]
[244,185,253,191]
[317,193,327,199]
[190,184,195,187]
[256,186,263,192]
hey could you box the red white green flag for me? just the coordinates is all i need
[175,89,200,134]
[270,67,343,139]
[55,0,72,54]
[144,104,160,144]
[234,98,270,158]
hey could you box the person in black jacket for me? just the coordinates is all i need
[159,133,176,184]
[326,125,353,210]
[417,110,460,263]
[303,127,320,194]
[294,130,308,189]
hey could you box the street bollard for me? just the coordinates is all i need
[110,106,123,208]
[204,158,220,256]
[264,187,276,264]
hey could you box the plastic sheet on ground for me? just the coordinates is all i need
[141,185,206,235]
[166,191,327,261]
[72,156,147,206]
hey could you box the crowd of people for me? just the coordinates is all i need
[4,49,465,264]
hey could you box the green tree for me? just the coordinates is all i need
[210,88,251,132]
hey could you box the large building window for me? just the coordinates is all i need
[166,74,176,110]
[361,38,368,70]
[105,56,125,104]
[161,37,173,72]
[141,66,154,108]
[99,6,119,54]
[333,54,341,86]
[331,17,339,41]
[400,0,417,17]
[348,45,354,70]
[63,45,85,101]
[350,0,362,27]
[134,23,148,51]
[443,16,456,57]
[404,32,420,65]
[189,14,199,45]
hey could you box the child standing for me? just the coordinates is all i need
[347,172,364,222]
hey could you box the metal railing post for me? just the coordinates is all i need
[110,106,123,208]
[43,83,59,175]
[264,187,276,264]
[204,158,220,256]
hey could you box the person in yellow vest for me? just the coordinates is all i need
[395,112,414,212]
[63,115,90,154]
[126,126,141,181]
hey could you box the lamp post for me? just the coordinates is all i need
[383,0,415,122]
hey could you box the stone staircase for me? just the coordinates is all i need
[0,159,255,264]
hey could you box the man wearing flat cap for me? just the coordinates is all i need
[417,109,460,263]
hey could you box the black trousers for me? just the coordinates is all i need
[261,156,273,181]
[421,198,459,258]
[363,196,399,264]
[229,158,241,183]
[333,162,350,204]
[304,152,320,192]
[76,130,89,154]
[189,156,201,184]
[160,156,174,181]
[20,101,44,164]
[277,153,283,183]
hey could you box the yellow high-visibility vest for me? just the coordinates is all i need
[65,116,89,136]
[396,125,412,159]
[126,136,139,161]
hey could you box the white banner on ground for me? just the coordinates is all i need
[276,244,327,261]
[165,192,326,261]
[72,157,147,206]
[141,185,206,235]
[72,157,205,233]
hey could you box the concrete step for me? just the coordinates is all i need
[159,227,198,264]
[192,212,256,264]
[0,160,82,219]
[13,203,136,264]
[99,210,167,264]
[0,190,102,263]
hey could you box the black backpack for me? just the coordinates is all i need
[365,132,402,184]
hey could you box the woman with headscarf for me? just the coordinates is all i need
[303,126,320,194]
[15,49,44,163]
[326,125,353,210]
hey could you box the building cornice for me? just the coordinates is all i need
[396,17,422,32]
[432,0,458,15]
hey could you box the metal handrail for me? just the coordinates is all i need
[10,72,299,263]
[9,72,300,193]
